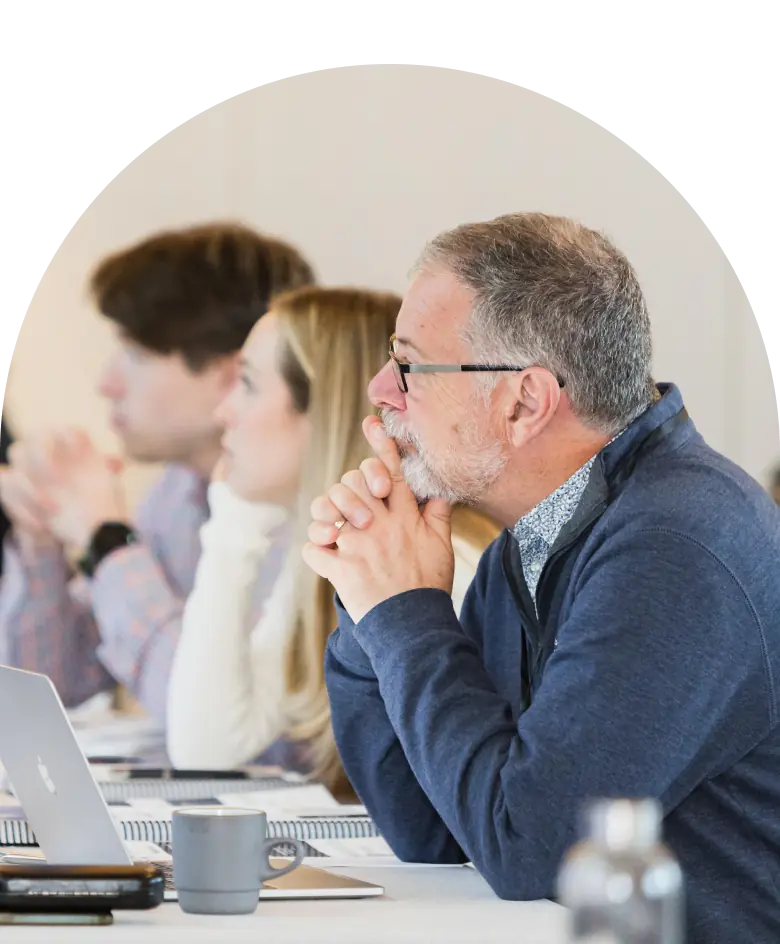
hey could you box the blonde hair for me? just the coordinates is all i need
[451,505,502,550]
[273,287,503,792]
[273,287,400,789]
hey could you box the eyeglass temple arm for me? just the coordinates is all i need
[401,363,564,387]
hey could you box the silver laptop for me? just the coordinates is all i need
[0,666,383,900]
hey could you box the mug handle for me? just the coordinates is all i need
[258,836,306,881]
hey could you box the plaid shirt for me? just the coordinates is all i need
[0,465,288,726]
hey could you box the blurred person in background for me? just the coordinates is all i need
[166,286,501,795]
[0,224,314,725]
[769,463,780,505]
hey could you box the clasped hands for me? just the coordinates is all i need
[302,415,455,624]
[0,429,126,557]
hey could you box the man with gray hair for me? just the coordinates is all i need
[304,213,780,943]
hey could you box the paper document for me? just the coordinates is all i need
[216,784,342,817]
[301,836,470,869]
[0,842,171,867]
[72,714,166,761]
[65,694,166,761]
[126,840,171,863]
[114,783,342,823]
[120,798,177,818]
[306,836,395,858]
[300,804,368,818]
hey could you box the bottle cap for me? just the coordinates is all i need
[583,798,662,852]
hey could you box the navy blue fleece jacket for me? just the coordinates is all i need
[325,385,780,944]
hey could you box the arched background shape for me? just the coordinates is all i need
[6,65,777,508]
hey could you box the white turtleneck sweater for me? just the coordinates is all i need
[166,482,480,770]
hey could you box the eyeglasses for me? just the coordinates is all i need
[388,333,565,394]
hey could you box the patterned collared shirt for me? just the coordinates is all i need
[511,385,663,610]
[510,394,661,608]
[512,402,661,613]
[512,457,597,607]
[0,465,288,726]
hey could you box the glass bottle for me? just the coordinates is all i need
[557,798,684,944]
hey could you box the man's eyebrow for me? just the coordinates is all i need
[394,336,427,358]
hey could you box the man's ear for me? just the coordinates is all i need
[504,368,561,448]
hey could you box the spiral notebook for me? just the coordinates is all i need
[0,666,393,876]
[96,775,307,805]
[0,784,382,853]
[0,814,380,849]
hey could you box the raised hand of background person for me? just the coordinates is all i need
[0,434,62,557]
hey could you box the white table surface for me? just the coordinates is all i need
[0,865,567,943]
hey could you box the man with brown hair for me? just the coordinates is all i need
[0,223,314,725]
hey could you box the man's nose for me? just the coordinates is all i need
[368,360,407,412]
[214,384,238,428]
[97,356,124,399]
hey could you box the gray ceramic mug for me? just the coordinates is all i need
[172,807,306,914]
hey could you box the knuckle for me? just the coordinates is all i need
[340,469,363,491]
[373,459,393,482]
[310,494,328,517]
[328,482,346,503]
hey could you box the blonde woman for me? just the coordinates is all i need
[166,287,500,793]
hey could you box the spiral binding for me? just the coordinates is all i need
[0,819,31,846]
[98,777,292,804]
[1,814,378,847]
[268,819,379,840]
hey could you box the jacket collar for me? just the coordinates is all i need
[600,383,688,481]
[546,383,692,557]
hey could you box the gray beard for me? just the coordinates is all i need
[380,408,507,505]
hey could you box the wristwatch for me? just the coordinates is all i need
[78,522,138,578]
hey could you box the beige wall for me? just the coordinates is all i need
[6,65,777,507]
